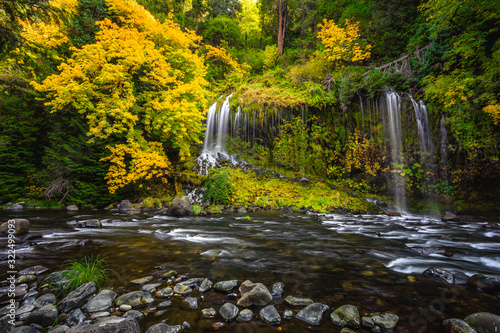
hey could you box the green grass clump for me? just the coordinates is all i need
[143,197,162,209]
[192,204,203,215]
[59,256,111,294]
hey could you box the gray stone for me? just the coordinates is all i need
[75,220,101,228]
[59,282,96,313]
[296,303,329,325]
[156,287,173,298]
[7,204,24,211]
[283,310,294,319]
[467,274,500,294]
[259,305,281,326]
[123,310,144,322]
[331,305,360,328]
[67,205,79,211]
[19,266,49,276]
[237,282,272,307]
[34,294,56,309]
[15,304,35,316]
[284,296,313,308]
[159,301,171,307]
[198,278,213,293]
[464,312,500,333]
[184,297,198,309]
[271,282,284,297]
[177,278,204,288]
[145,323,182,333]
[141,284,161,293]
[0,315,11,333]
[372,312,399,330]
[0,219,30,235]
[202,308,216,318]
[362,316,375,328]
[90,311,109,319]
[173,284,192,296]
[214,280,238,293]
[9,327,40,333]
[423,267,454,284]
[118,200,134,211]
[17,275,37,284]
[82,290,116,313]
[48,325,70,333]
[219,303,239,321]
[44,271,75,290]
[129,276,153,285]
[340,329,356,333]
[166,196,193,217]
[237,309,253,322]
[443,318,478,333]
[25,304,58,327]
[182,321,190,329]
[162,270,177,279]
[66,317,140,333]
[453,272,470,285]
[119,305,132,311]
[237,207,248,214]
[442,211,460,222]
[66,308,85,327]
[116,291,154,308]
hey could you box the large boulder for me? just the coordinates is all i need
[442,211,460,222]
[467,274,500,294]
[7,203,24,210]
[443,318,478,333]
[237,281,272,307]
[166,196,193,217]
[118,200,134,211]
[58,282,96,313]
[0,219,30,235]
[464,312,500,333]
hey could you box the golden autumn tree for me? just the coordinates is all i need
[33,0,209,193]
[317,19,371,65]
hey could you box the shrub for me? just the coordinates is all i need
[203,168,231,205]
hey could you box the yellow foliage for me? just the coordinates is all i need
[32,0,209,192]
[345,130,384,176]
[204,44,247,79]
[483,104,500,125]
[317,19,371,64]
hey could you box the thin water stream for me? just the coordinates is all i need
[1,210,499,332]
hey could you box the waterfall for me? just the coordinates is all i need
[440,114,448,181]
[385,90,407,211]
[203,95,232,154]
[409,96,433,155]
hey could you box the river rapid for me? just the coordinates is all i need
[1,210,499,332]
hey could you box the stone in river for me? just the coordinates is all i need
[59,282,96,313]
[82,289,116,313]
[202,308,216,318]
[330,304,360,328]
[66,317,140,333]
[118,200,134,211]
[75,219,101,228]
[284,295,313,308]
[176,278,204,288]
[66,308,85,327]
[141,283,161,293]
[123,309,144,322]
[464,312,500,333]
[237,309,253,322]
[467,274,500,294]
[116,291,154,308]
[283,310,294,319]
[184,297,198,309]
[259,305,281,325]
[129,276,153,285]
[271,282,284,298]
[156,287,174,298]
[19,265,49,276]
[34,294,56,308]
[166,196,193,217]
[25,304,58,327]
[237,281,272,307]
[423,267,454,284]
[198,278,213,293]
[0,218,30,235]
[214,280,238,293]
[371,312,399,330]
[173,284,192,296]
[443,318,478,333]
[296,303,330,325]
[219,303,239,321]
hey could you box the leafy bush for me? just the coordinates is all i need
[203,168,232,205]
[263,45,279,69]
[143,197,162,209]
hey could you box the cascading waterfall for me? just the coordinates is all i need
[202,95,232,154]
[440,114,448,181]
[409,96,433,156]
[385,90,407,211]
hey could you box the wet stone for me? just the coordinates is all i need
[371,312,399,330]
[331,305,361,328]
[15,304,35,316]
[123,309,144,322]
[25,304,58,327]
[59,282,96,313]
[162,270,177,279]
[464,312,500,333]
[259,305,281,326]
[271,282,284,298]
[90,311,110,320]
[116,291,154,308]
[214,280,238,293]
[141,283,161,293]
[82,289,116,313]
[177,278,204,288]
[129,276,153,285]
[17,275,37,284]
[213,322,225,330]
[284,310,294,319]
[237,309,253,322]
[67,308,85,326]
[145,323,182,333]
[48,325,70,333]
[20,265,49,277]
[237,282,272,307]
[198,278,213,293]
[173,284,192,296]
[34,294,56,309]
[296,303,330,325]
[156,287,174,298]
[443,318,478,333]
[159,301,172,307]
[202,308,216,318]
[362,316,375,328]
[184,297,198,309]
[284,296,313,308]
[119,304,132,312]
[423,267,454,284]
[219,303,239,321]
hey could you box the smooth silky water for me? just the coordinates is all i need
[1,210,499,332]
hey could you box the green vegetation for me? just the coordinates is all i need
[203,168,232,205]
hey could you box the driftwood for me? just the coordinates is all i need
[44,177,74,203]
[364,44,431,79]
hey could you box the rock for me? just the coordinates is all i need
[271,282,284,298]
[17,275,37,284]
[48,325,70,333]
[464,312,500,333]
[408,247,453,257]
[184,297,198,309]
[284,296,313,308]
[67,205,79,211]
[296,303,329,325]
[0,219,30,235]
[330,305,360,328]
[340,329,356,333]
[372,313,399,330]
[166,196,193,217]
[141,283,161,293]
[129,276,153,285]
[443,318,478,333]
[119,304,132,311]
[212,322,225,330]
[173,284,192,296]
[237,207,248,214]
[66,308,85,327]
[162,270,177,279]
[156,287,174,298]
[90,311,109,319]
[259,305,281,326]
[283,310,294,319]
[362,316,375,328]
[25,304,58,327]
[118,200,134,211]
[198,278,213,293]
[16,304,35,316]
[44,271,75,290]
[9,327,40,333]
[82,289,116,313]
[123,310,144,322]
[237,282,272,307]
[7,204,24,210]
[423,267,455,284]
[237,309,253,322]
[34,294,56,308]
[177,278,204,288]
[19,265,49,276]
[219,303,239,321]
[115,291,154,308]
[442,211,460,222]
[467,274,500,294]
[387,211,401,217]
[145,323,182,333]
[202,308,216,318]
[59,282,96,313]
[214,280,238,293]
[453,272,470,285]
[66,317,140,333]
[75,220,101,228]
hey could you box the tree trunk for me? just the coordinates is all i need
[277,0,286,57]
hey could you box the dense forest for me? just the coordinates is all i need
[0,0,499,214]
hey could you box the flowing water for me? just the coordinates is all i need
[1,210,499,332]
